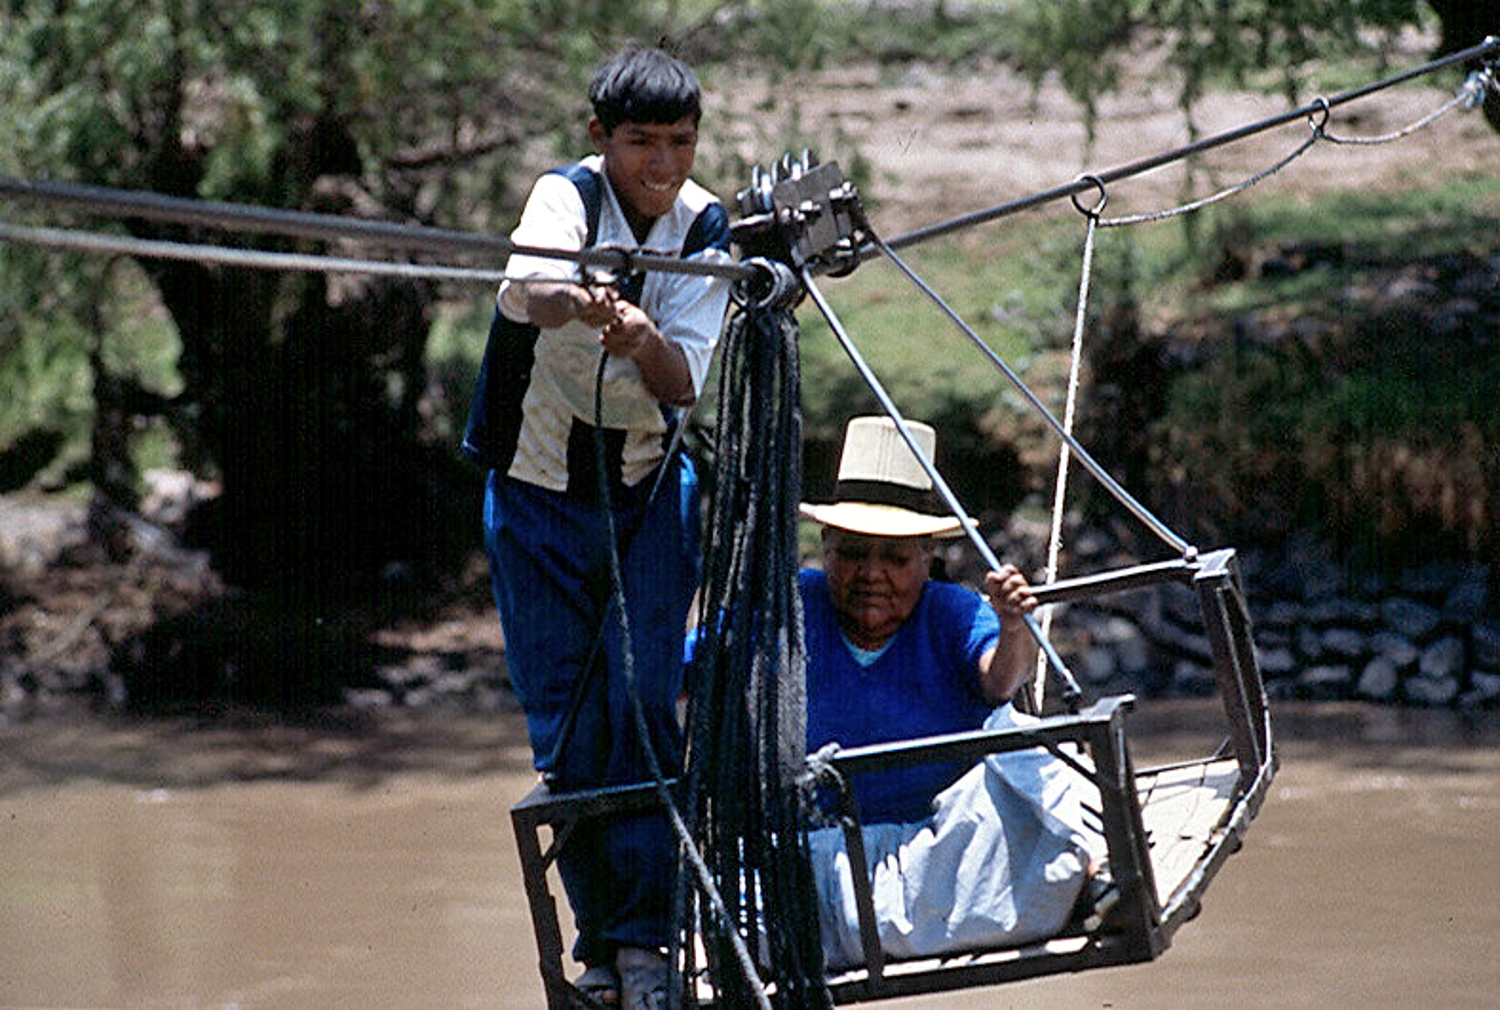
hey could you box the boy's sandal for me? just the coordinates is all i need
[575,965,619,1007]
[1081,877,1123,933]
[617,947,670,1010]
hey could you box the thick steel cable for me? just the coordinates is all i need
[1025,66,1490,703]
[1100,65,1492,228]
[0,219,508,283]
[880,37,1500,255]
[0,174,519,255]
[0,174,754,282]
[1321,64,1493,145]
[6,41,1490,287]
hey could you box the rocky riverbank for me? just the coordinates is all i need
[1016,520,1498,712]
[2,487,1494,721]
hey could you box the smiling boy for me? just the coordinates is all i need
[463,48,732,1009]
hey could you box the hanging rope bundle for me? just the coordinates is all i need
[680,258,830,1008]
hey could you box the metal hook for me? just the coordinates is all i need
[1307,96,1332,138]
[1460,62,1495,109]
[1070,174,1109,219]
[730,257,802,310]
[576,244,640,291]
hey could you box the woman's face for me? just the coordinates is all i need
[822,529,931,649]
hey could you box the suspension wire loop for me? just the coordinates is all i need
[1070,174,1109,220]
[877,37,1500,256]
[864,230,1196,560]
[1097,127,1320,228]
[801,269,1079,695]
[1034,182,1104,710]
[588,354,772,1010]
[0,173,755,282]
[1307,95,1334,138]
[1320,67,1479,145]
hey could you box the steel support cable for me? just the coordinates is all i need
[0,219,510,283]
[1099,62,1493,228]
[1320,61,1494,146]
[3,39,1494,284]
[840,41,1500,560]
[801,268,1082,702]
[860,229,1195,559]
[0,219,740,293]
[879,37,1500,256]
[1096,127,1320,229]
[0,174,755,283]
[877,48,1495,702]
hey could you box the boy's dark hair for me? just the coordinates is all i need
[589,48,702,133]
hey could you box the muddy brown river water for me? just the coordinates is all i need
[2,700,1496,1009]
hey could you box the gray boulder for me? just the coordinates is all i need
[1418,636,1466,682]
[1381,597,1442,642]
[1356,657,1401,703]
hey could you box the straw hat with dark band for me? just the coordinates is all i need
[799,416,965,538]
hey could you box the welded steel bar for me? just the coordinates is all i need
[870,233,1195,558]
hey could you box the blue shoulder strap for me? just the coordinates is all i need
[550,161,604,248]
[460,161,605,469]
[683,200,732,259]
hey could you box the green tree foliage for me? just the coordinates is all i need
[0,1,703,589]
[0,0,754,701]
[1,0,1492,702]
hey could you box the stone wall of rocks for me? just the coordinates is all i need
[1024,529,1498,710]
[4,489,1495,716]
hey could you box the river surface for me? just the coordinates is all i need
[1,700,1496,1009]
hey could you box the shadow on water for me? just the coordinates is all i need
[0,703,539,796]
[3,693,1493,795]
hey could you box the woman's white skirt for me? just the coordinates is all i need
[808,705,1103,968]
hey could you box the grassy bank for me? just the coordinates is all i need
[792,168,1498,571]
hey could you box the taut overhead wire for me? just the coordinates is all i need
[882,37,1500,255]
[0,174,754,283]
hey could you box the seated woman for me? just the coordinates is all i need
[799,416,1105,968]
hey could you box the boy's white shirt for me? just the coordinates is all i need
[496,154,730,491]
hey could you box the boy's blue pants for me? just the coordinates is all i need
[484,459,698,966]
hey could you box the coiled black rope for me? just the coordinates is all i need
[589,352,771,1010]
[680,259,831,1008]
